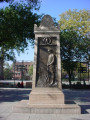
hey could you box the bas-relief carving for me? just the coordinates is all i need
[47,49,57,86]
[36,37,57,87]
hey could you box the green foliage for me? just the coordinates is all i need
[59,9,90,85]
[28,65,33,76]
[61,29,82,60]
[0,0,41,11]
[4,63,13,79]
[0,2,41,80]
[0,0,11,2]
[59,9,90,50]
[59,9,90,35]
[0,2,41,60]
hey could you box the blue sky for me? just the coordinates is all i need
[0,0,90,64]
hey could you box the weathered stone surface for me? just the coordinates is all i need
[28,15,81,114]
[33,15,61,89]
[34,15,60,33]
[40,15,55,27]
[29,88,64,105]
[13,100,81,114]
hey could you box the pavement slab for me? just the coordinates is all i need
[0,88,90,120]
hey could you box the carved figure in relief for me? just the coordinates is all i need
[47,49,55,86]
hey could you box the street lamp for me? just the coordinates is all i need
[13,60,16,87]
[87,47,90,60]
[17,60,26,88]
[87,47,90,81]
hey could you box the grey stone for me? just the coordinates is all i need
[32,15,61,89]
[34,15,60,33]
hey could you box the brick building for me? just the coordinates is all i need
[13,61,33,80]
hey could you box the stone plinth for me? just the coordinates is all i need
[13,100,81,114]
[29,88,64,105]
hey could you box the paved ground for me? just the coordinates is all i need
[0,88,90,120]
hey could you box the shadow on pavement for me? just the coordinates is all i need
[0,89,31,102]
[80,105,90,114]
[63,89,90,102]
[63,89,90,114]
[65,100,90,114]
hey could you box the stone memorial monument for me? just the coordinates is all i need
[28,15,81,114]
[14,15,81,114]
[29,14,64,105]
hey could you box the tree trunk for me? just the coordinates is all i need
[0,56,4,80]
[68,72,72,87]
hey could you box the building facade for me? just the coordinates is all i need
[13,61,33,80]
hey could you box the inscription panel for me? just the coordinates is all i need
[38,37,57,45]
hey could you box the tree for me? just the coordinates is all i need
[59,9,90,54]
[0,0,11,2]
[59,9,90,86]
[0,0,41,9]
[3,62,13,80]
[0,2,41,79]
[0,53,4,80]
[0,0,40,4]
[28,65,33,79]
[60,29,80,86]
[0,2,41,50]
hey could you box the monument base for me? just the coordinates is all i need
[13,100,81,114]
[13,88,81,114]
[29,88,64,105]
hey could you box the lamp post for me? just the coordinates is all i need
[14,60,16,87]
[17,60,26,88]
[87,47,90,81]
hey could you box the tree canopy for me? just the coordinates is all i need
[4,62,13,80]
[59,9,90,34]
[59,9,90,49]
[28,65,33,76]
[59,9,90,85]
[0,2,41,60]
[0,1,41,79]
[0,0,41,9]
